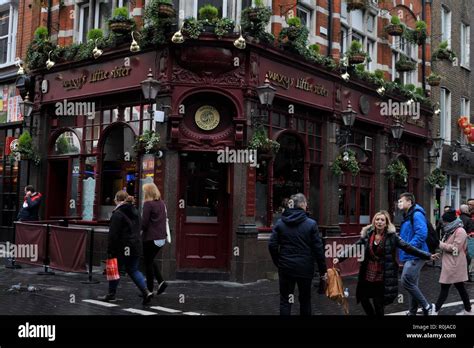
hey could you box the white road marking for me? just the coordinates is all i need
[150,306,182,313]
[82,299,119,307]
[123,308,158,315]
[388,300,474,315]
[183,312,202,316]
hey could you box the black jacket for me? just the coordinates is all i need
[269,208,327,279]
[108,203,142,258]
[340,225,431,305]
[459,213,474,234]
[17,192,42,221]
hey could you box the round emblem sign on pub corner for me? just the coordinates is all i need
[195,105,220,131]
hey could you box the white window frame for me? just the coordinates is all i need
[296,4,312,30]
[194,0,228,18]
[461,23,470,68]
[441,6,452,48]
[77,0,116,43]
[440,88,452,144]
[392,36,418,85]
[340,3,377,72]
[78,2,90,44]
[0,2,18,67]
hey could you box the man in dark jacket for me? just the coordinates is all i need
[17,185,42,221]
[460,204,474,282]
[269,193,327,315]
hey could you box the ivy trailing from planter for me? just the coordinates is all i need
[240,1,274,44]
[387,160,408,186]
[278,17,309,55]
[248,127,280,157]
[331,150,360,177]
[433,40,457,62]
[427,168,447,189]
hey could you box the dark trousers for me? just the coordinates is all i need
[109,256,146,294]
[143,240,165,292]
[467,255,472,281]
[279,272,312,316]
[359,281,385,316]
[435,282,472,312]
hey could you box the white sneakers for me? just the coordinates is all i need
[428,303,438,316]
[456,309,474,315]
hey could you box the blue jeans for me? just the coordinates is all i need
[401,259,430,314]
[109,256,147,294]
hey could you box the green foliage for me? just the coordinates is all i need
[34,26,49,40]
[390,15,401,25]
[331,150,360,177]
[286,17,301,27]
[433,40,457,62]
[349,40,363,53]
[112,6,129,18]
[387,160,408,185]
[427,168,447,189]
[374,69,385,80]
[240,6,273,42]
[415,20,427,31]
[87,28,104,41]
[12,131,41,165]
[158,0,173,4]
[395,55,416,71]
[248,127,280,154]
[214,17,234,38]
[133,130,161,154]
[198,4,219,22]
[254,0,264,7]
[183,17,204,39]
[427,72,441,84]
[309,44,320,54]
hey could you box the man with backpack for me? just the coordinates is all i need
[398,193,436,316]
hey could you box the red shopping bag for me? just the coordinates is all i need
[106,258,120,281]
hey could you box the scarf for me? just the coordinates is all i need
[442,218,463,242]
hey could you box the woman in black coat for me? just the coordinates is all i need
[334,210,437,316]
[98,190,153,305]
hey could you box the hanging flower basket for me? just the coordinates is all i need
[385,24,404,36]
[427,73,441,86]
[109,20,134,34]
[387,160,408,186]
[395,59,416,72]
[331,150,360,177]
[347,0,367,11]
[157,3,176,18]
[348,53,366,65]
[249,127,280,160]
[133,130,161,155]
[427,168,447,189]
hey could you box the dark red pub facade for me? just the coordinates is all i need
[27,36,433,282]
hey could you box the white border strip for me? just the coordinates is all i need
[150,306,182,313]
[123,308,158,316]
[82,299,119,308]
[183,312,202,316]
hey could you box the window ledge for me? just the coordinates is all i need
[0,61,17,69]
[460,65,471,72]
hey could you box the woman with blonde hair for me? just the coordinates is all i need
[142,183,168,296]
[334,210,438,316]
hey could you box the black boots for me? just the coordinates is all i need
[98,293,116,302]
[142,289,153,305]
[157,281,168,295]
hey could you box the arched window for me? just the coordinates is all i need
[52,131,81,156]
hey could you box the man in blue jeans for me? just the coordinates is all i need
[398,192,436,315]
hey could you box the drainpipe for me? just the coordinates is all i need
[327,0,333,57]
[422,0,426,92]
[47,0,52,38]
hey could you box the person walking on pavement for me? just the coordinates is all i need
[436,206,452,241]
[17,185,42,221]
[398,192,436,315]
[141,183,168,296]
[432,210,473,315]
[269,193,327,316]
[459,204,474,282]
[98,190,153,305]
[334,211,437,316]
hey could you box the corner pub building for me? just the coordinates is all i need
[17,0,436,282]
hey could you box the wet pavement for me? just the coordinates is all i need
[1,261,473,316]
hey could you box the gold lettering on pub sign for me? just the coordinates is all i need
[266,70,328,97]
[63,66,132,90]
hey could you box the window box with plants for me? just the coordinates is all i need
[395,55,416,72]
[133,130,161,155]
[26,26,56,70]
[249,127,280,160]
[385,15,404,36]
[331,150,360,177]
[108,7,135,34]
[427,168,447,189]
[433,40,457,62]
[150,0,176,18]
[182,17,204,39]
[347,0,367,11]
[427,72,442,87]
[346,40,368,65]
[387,160,408,186]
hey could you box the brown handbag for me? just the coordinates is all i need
[325,267,349,315]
